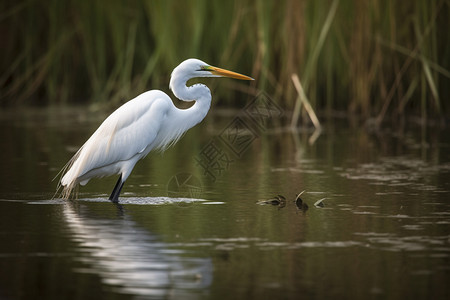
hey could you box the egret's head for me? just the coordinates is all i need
[171,58,254,81]
[169,58,253,100]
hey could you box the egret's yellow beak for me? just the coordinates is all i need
[204,66,254,80]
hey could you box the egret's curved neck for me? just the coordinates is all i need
[169,74,212,129]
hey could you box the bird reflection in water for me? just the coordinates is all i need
[62,202,213,298]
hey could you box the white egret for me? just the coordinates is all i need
[58,58,253,202]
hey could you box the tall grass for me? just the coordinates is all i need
[1,0,449,120]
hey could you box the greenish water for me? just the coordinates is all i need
[0,108,449,299]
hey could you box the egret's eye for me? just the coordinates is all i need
[198,65,212,72]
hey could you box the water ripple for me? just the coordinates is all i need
[26,196,223,206]
[339,157,450,193]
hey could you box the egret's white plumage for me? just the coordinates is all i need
[59,58,253,202]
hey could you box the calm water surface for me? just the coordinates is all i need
[0,108,449,299]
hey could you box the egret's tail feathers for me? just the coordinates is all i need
[53,176,78,200]
[55,146,84,200]
[61,181,79,200]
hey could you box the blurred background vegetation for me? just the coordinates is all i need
[1,0,449,121]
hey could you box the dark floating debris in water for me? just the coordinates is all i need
[257,191,325,212]
[314,198,326,208]
[294,191,306,206]
[294,191,308,212]
[257,195,286,208]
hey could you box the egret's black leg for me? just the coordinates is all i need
[109,175,124,203]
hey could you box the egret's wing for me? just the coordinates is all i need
[84,95,170,169]
[61,91,170,187]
